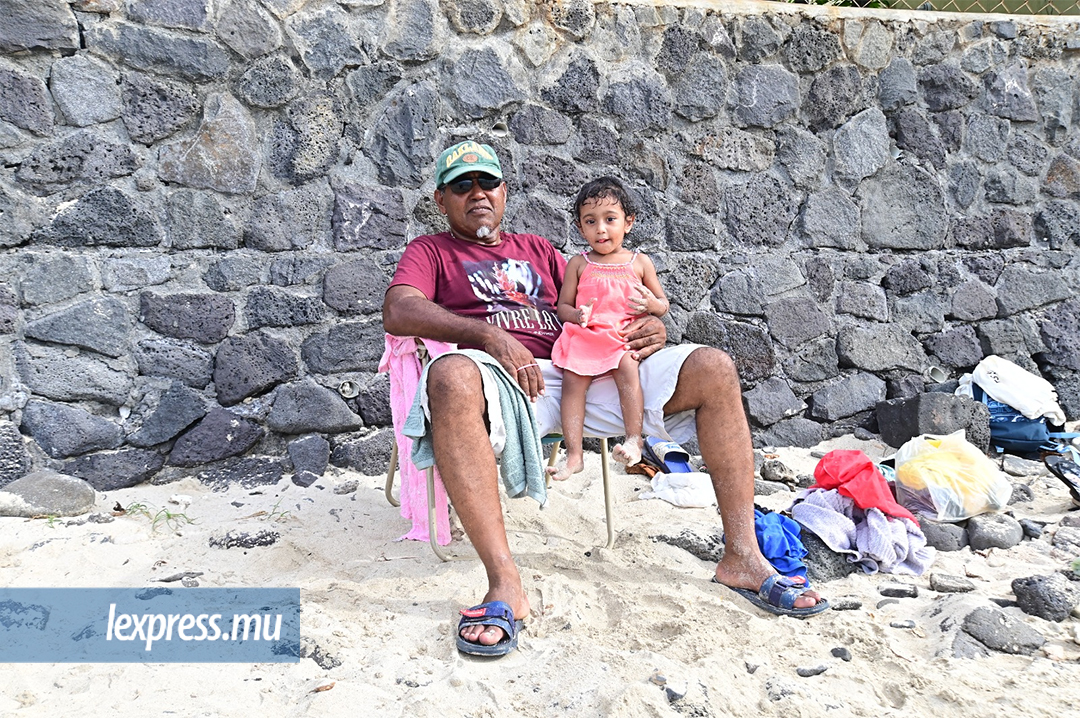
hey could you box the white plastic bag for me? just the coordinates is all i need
[957,355,1065,425]
[894,430,1011,521]
[639,472,716,508]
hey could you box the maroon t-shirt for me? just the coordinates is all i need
[389,231,567,358]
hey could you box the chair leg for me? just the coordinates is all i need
[385,442,400,508]
[545,439,561,488]
[600,437,614,549]
[426,466,454,562]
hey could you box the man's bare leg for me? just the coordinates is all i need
[552,370,591,481]
[612,352,643,466]
[663,348,822,609]
[427,355,530,645]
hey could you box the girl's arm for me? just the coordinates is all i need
[632,253,669,317]
[556,256,591,326]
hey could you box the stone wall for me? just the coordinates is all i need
[0,0,1079,490]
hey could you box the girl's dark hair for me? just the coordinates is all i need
[572,176,638,221]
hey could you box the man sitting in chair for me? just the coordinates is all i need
[382,141,828,656]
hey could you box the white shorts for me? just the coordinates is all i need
[533,344,703,443]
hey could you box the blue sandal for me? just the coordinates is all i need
[456,600,523,657]
[714,574,829,619]
[643,437,693,473]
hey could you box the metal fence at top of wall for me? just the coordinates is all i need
[788,0,1079,15]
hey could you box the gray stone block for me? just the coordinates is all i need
[783,337,840,382]
[882,259,930,297]
[331,182,407,251]
[213,332,298,406]
[102,256,171,293]
[1034,200,1080,249]
[355,372,391,427]
[947,161,979,209]
[776,126,826,190]
[302,321,384,374]
[876,392,987,450]
[967,513,1023,550]
[510,198,570,250]
[245,287,324,329]
[735,15,781,63]
[962,607,1044,655]
[50,54,121,126]
[723,174,798,248]
[744,377,805,427]
[128,0,211,31]
[802,531,858,584]
[203,254,263,293]
[245,181,332,252]
[964,113,1010,163]
[285,5,367,78]
[0,63,54,135]
[16,344,132,406]
[995,264,1070,316]
[363,81,439,188]
[139,293,235,344]
[801,187,859,250]
[134,339,214,389]
[269,93,342,184]
[20,254,94,306]
[519,153,587,195]
[267,379,363,434]
[925,325,982,369]
[890,291,946,334]
[329,428,394,476]
[450,47,525,120]
[836,282,887,322]
[322,259,389,316]
[16,130,138,194]
[655,24,697,76]
[236,55,300,109]
[860,164,946,250]
[811,372,886,421]
[446,0,502,34]
[0,470,95,518]
[683,313,775,385]
[665,208,716,252]
[344,60,401,109]
[120,72,198,144]
[288,434,330,475]
[764,297,831,350]
[673,54,727,121]
[127,382,208,448]
[892,108,946,169]
[1032,66,1073,143]
[1012,574,1080,623]
[20,400,123,459]
[984,171,1037,206]
[1008,132,1049,177]
[196,456,284,491]
[603,76,672,134]
[510,103,572,145]
[167,189,242,250]
[541,56,600,114]
[86,21,231,81]
[878,57,917,111]
[918,63,978,112]
[838,324,926,373]
[217,0,281,59]
[542,0,594,39]
[168,408,263,467]
[0,421,31,489]
[919,518,968,551]
[730,65,798,128]
[158,93,259,195]
[756,417,826,449]
[660,255,719,311]
[270,256,335,288]
[0,285,14,334]
[950,281,997,322]
[0,0,80,53]
[25,297,132,358]
[1043,155,1080,200]
[63,449,165,491]
[1039,299,1080,371]
[930,573,975,593]
[292,470,319,487]
[33,187,161,248]
[692,127,773,173]
[784,25,840,73]
[962,255,1004,286]
[985,63,1039,122]
[710,271,764,317]
[806,65,868,132]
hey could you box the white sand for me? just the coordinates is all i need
[2,435,1079,717]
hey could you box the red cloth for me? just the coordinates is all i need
[389,231,566,358]
[811,450,916,522]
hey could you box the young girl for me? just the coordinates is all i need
[550,177,669,480]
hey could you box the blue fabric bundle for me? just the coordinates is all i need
[754,509,808,582]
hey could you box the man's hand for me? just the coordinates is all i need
[483,330,545,401]
[619,315,666,361]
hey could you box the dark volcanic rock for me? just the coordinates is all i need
[140,293,235,344]
[196,456,284,491]
[684,313,775,385]
[126,382,208,448]
[267,379,364,434]
[63,449,165,491]
[213,332,299,406]
[288,435,330,476]
[967,514,1023,550]
[0,421,31,489]
[168,409,264,467]
[329,429,394,476]
[1011,574,1080,622]
[20,400,123,459]
[961,607,1045,655]
[802,531,857,583]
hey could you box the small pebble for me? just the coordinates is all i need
[333,480,358,495]
[890,620,916,629]
[831,647,852,662]
[810,451,827,459]
[876,598,900,609]
[830,597,862,611]
[664,682,687,702]
[744,660,760,675]
[929,573,975,593]
[879,583,918,599]
[1061,515,1080,528]
[1019,519,1044,539]
[649,671,667,686]
[796,665,828,677]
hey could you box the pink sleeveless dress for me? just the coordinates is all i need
[551,252,644,377]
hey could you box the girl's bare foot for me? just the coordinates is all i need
[550,454,584,481]
[612,436,642,466]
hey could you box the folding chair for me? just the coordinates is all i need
[385,436,614,561]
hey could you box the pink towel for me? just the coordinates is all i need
[379,335,455,545]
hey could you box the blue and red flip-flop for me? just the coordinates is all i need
[713,574,829,619]
[456,600,523,657]
[643,437,693,473]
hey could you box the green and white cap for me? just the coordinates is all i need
[434,140,503,188]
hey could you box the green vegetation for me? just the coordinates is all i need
[124,501,195,533]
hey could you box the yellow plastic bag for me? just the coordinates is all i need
[894,430,1011,521]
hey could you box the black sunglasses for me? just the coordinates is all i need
[442,175,502,194]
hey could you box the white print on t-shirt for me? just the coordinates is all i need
[463,258,560,337]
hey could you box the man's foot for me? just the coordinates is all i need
[612,437,643,466]
[714,556,824,612]
[549,454,584,481]
[458,585,530,649]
